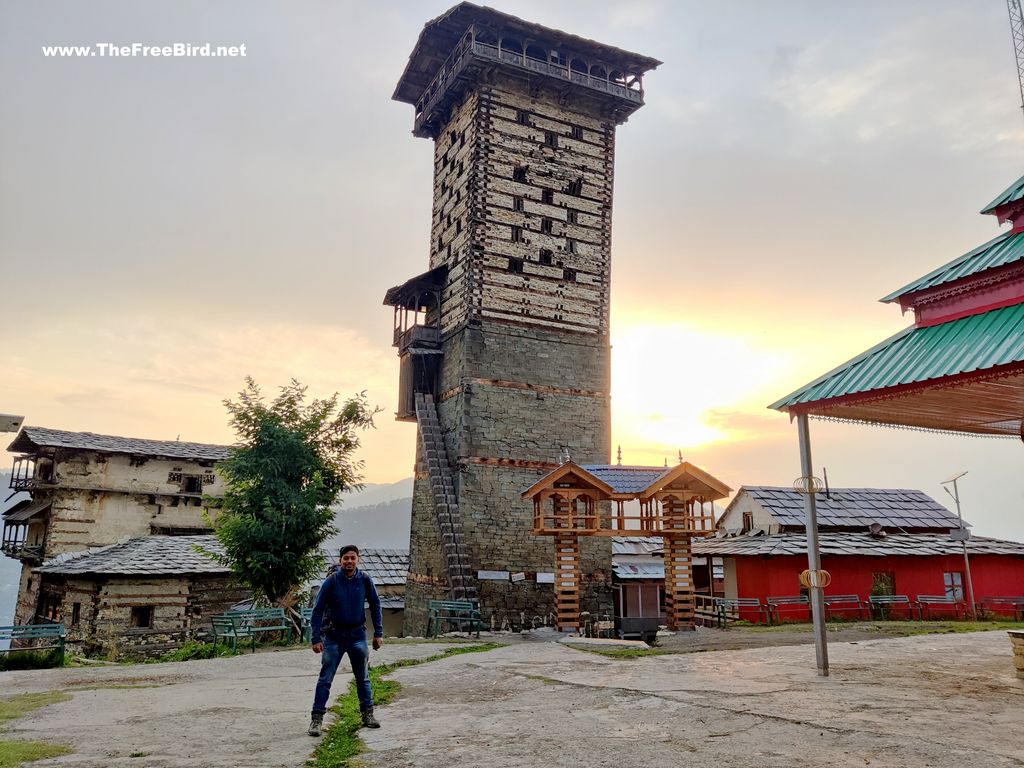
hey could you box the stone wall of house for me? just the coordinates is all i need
[34,452,222,558]
[51,574,247,658]
[405,70,618,634]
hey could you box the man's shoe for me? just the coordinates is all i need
[308,714,324,737]
[361,707,381,729]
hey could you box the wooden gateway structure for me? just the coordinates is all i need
[523,461,731,632]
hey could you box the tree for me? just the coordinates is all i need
[210,377,380,618]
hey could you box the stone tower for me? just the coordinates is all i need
[385,3,659,634]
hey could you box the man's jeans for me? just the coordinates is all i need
[312,636,373,715]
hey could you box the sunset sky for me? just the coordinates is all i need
[2,1,1023,540]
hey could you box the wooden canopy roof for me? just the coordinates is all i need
[522,461,731,502]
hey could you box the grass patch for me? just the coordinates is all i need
[128,751,150,758]
[147,641,237,664]
[0,649,66,672]
[308,643,500,768]
[0,739,72,766]
[0,692,72,725]
[571,646,668,659]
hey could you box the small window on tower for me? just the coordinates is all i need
[508,257,524,273]
[513,166,528,183]
[566,179,583,196]
[566,238,576,254]
[542,189,554,205]
[456,219,462,234]
[539,249,554,266]
[438,235,444,251]
[544,131,558,148]
[571,125,584,140]
[450,129,457,145]
[517,109,530,125]
[512,196,524,212]
[130,606,154,628]
[511,226,524,243]
[566,209,578,224]
[563,268,577,282]
[541,218,553,234]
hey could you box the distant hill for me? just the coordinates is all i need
[325,496,412,553]
[339,478,413,510]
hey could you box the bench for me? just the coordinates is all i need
[977,596,1024,621]
[211,608,291,653]
[914,595,966,620]
[766,595,810,625]
[300,607,314,643]
[426,600,482,638]
[868,594,915,619]
[823,594,869,621]
[0,623,65,666]
[714,598,768,627]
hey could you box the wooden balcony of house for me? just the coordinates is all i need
[394,323,442,352]
[9,456,37,491]
[1,525,43,562]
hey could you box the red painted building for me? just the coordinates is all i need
[701,487,1024,622]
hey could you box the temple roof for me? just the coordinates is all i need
[880,230,1024,303]
[980,173,1024,215]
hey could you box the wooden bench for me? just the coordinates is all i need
[426,600,481,638]
[823,594,869,621]
[977,596,1024,621]
[211,608,291,653]
[915,595,966,620]
[766,595,810,625]
[0,623,65,666]
[868,594,915,619]
[714,598,767,627]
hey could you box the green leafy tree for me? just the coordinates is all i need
[211,378,380,618]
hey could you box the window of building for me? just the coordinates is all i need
[566,179,583,196]
[517,109,530,125]
[871,571,895,597]
[566,209,578,224]
[181,475,203,493]
[742,511,754,533]
[571,125,584,140]
[542,188,554,205]
[541,217,553,234]
[71,602,81,626]
[437,235,444,251]
[507,257,524,274]
[539,249,554,266]
[455,219,462,234]
[566,239,576,254]
[943,572,964,600]
[511,226,524,243]
[563,268,577,282]
[130,606,154,628]
[512,196,524,212]
[544,131,558,148]
[513,166,528,183]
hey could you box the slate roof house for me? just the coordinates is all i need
[704,486,1024,621]
[2,427,243,655]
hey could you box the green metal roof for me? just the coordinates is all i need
[770,301,1024,410]
[880,230,1024,303]
[980,173,1024,215]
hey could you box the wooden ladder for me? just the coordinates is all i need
[554,531,581,631]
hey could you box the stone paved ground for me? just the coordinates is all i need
[2,631,1022,767]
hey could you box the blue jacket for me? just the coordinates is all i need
[310,567,383,644]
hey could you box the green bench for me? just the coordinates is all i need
[714,597,768,627]
[915,595,966,620]
[0,623,65,666]
[211,608,291,653]
[300,607,314,642]
[426,600,482,638]
[868,594,915,619]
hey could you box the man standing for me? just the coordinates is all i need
[308,544,384,736]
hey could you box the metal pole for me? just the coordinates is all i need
[796,413,829,676]
[950,478,978,620]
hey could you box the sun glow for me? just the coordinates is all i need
[611,322,787,457]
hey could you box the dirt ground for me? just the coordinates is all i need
[2,628,1022,768]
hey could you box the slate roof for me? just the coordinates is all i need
[35,536,229,576]
[357,549,409,586]
[8,427,232,462]
[694,532,1024,558]
[611,536,664,556]
[737,487,962,530]
[581,465,670,494]
[612,562,665,579]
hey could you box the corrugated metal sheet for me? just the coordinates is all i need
[738,487,961,530]
[770,302,1024,409]
[881,231,1024,302]
[980,173,1024,215]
